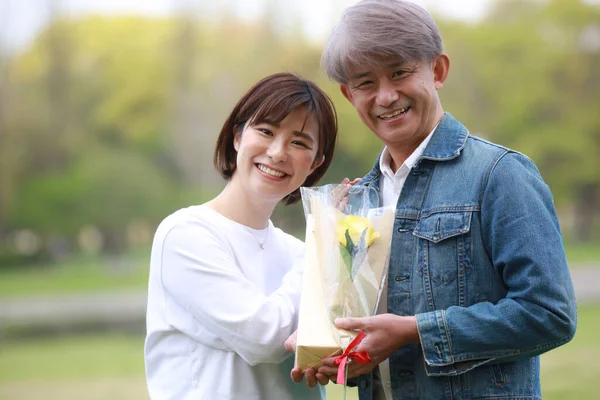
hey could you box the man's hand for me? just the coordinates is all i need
[334,178,361,211]
[285,330,331,387]
[342,177,361,185]
[317,314,420,379]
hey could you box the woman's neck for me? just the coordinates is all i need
[206,183,277,229]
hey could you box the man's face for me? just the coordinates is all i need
[340,55,449,154]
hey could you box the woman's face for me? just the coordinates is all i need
[232,106,323,203]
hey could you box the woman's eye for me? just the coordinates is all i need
[292,140,311,149]
[258,128,273,136]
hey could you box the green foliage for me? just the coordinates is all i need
[12,148,176,236]
[1,0,599,254]
[340,242,353,279]
[440,0,600,214]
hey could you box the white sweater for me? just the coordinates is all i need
[144,205,324,400]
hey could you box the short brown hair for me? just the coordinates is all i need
[214,73,338,205]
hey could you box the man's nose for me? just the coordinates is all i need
[266,138,287,162]
[376,79,399,107]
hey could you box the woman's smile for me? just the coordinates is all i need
[256,163,287,179]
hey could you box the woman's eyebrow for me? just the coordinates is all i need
[293,131,315,143]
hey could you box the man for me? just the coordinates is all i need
[293,0,577,398]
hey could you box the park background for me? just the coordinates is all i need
[0,0,599,398]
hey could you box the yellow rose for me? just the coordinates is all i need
[336,215,380,248]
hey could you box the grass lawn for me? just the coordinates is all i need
[0,304,596,400]
[0,249,150,299]
[564,241,600,266]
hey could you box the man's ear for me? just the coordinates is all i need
[433,53,450,90]
[340,84,354,105]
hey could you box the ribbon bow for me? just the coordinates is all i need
[333,331,371,385]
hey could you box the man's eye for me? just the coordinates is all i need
[393,70,409,78]
[356,80,373,88]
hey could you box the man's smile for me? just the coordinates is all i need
[378,106,411,120]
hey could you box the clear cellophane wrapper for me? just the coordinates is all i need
[295,184,395,371]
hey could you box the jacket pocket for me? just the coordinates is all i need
[414,211,472,284]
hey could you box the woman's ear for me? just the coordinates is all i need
[310,154,325,173]
[233,124,241,152]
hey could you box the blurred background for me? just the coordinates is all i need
[0,0,598,399]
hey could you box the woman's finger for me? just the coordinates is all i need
[316,372,330,386]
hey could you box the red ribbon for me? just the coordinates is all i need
[333,331,371,384]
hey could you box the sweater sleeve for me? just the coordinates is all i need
[158,219,302,366]
[416,152,577,376]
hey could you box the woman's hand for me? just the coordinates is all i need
[286,330,331,387]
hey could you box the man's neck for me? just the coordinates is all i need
[386,119,441,173]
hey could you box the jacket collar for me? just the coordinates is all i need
[420,112,468,161]
[361,112,469,186]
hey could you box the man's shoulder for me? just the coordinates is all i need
[465,134,536,167]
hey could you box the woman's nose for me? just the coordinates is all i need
[266,138,287,162]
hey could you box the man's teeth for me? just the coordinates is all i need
[257,164,286,178]
[379,107,409,120]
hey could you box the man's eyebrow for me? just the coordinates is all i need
[386,61,405,69]
[350,71,371,80]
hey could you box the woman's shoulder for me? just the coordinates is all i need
[153,205,232,245]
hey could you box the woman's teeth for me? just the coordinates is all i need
[257,164,285,178]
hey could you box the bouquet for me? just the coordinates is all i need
[295,184,395,383]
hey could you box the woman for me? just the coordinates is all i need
[144,73,338,399]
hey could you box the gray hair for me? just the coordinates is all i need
[322,0,444,83]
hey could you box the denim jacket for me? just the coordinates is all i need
[354,113,577,400]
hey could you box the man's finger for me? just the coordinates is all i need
[335,317,364,330]
[319,356,337,367]
[317,364,338,376]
